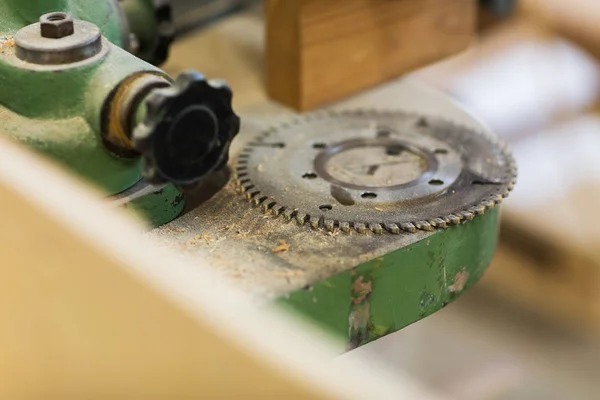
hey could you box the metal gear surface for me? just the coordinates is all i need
[234,110,516,234]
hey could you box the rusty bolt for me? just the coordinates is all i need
[40,12,74,39]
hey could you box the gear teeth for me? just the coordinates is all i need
[400,222,416,233]
[247,190,260,201]
[261,198,276,212]
[469,205,485,215]
[369,223,384,235]
[415,221,434,231]
[430,218,447,229]
[340,222,351,233]
[309,216,321,229]
[253,195,267,206]
[481,200,495,209]
[384,223,400,234]
[490,194,503,203]
[241,185,254,194]
[295,213,308,226]
[354,222,367,234]
[282,209,297,221]
[324,219,335,232]
[271,205,285,216]
[447,215,461,225]
[459,211,474,221]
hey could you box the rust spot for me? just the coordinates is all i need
[272,239,290,253]
[352,276,372,305]
[448,270,469,293]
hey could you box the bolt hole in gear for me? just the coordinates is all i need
[235,110,516,235]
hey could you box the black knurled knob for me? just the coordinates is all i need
[132,71,240,186]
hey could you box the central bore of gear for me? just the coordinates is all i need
[324,144,427,188]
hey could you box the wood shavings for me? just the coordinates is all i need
[272,239,290,253]
[0,35,15,54]
[188,232,218,246]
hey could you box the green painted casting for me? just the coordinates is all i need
[0,0,164,194]
[278,209,500,351]
[0,0,184,228]
[122,184,185,228]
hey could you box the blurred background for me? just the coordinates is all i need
[165,0,600,398]
[349,1,600,399]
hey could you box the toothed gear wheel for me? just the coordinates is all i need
[234,110,516,235]
[133,71,240,186]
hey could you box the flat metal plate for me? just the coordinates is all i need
[235,110,514,234]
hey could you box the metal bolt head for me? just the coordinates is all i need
[40,12,74,39]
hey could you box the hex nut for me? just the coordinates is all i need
[40,12,74,39]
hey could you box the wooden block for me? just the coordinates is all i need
[266,0,476,111]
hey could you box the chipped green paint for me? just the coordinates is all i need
[348,274,374,350]
[121,184,185,228]
[278,209,500,351]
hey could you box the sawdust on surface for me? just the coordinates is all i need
[272,239,290,253]
[0,35,15,54]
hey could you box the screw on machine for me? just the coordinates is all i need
[39,12,75,39]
